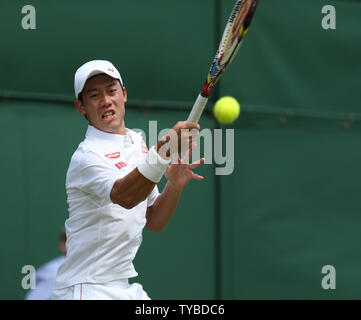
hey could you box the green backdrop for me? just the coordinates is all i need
[0,0,360,299]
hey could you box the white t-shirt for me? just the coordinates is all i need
[54,125,159,290]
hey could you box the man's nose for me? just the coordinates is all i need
[100,93,112,107]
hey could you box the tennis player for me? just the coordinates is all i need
[51,60,204,300]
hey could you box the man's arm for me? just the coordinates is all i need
[145,182,182,232]
[110,138,172,209]
[110,168,156,209]
[110,121,200,209]
[145,152,205,232]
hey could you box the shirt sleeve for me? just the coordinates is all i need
[75,150,127,206]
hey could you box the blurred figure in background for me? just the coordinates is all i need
[25,228,66,300]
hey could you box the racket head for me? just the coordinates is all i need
[201,0,259,97]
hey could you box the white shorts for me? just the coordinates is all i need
[51,279,150,300]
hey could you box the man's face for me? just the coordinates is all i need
[75,74,127,134]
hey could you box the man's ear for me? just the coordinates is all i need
[122,86,127,103]
[75,99,86,115]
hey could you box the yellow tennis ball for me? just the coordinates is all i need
[213,96,241,124]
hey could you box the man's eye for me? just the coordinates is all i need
[90,94,98,98]
[109,89,117,93]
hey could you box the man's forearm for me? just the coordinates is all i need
[146,182,182,232]
[110,168,156,209]
[110,141,171,209]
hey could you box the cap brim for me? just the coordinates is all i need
[76,69,122,98]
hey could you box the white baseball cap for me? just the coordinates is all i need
[74,60,123,99]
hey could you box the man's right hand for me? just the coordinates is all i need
[156,121,200,160]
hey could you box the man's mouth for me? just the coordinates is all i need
[102,111,115,119]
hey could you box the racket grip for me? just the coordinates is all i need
[187,94,208,123]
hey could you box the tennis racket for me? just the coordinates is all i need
[187,0,260,123]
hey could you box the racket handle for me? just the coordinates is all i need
[187,94,208,123]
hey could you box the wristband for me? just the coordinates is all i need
[137,145,171,183]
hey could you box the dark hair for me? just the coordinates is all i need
[77,92,88,120]
[78,92,83,103]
